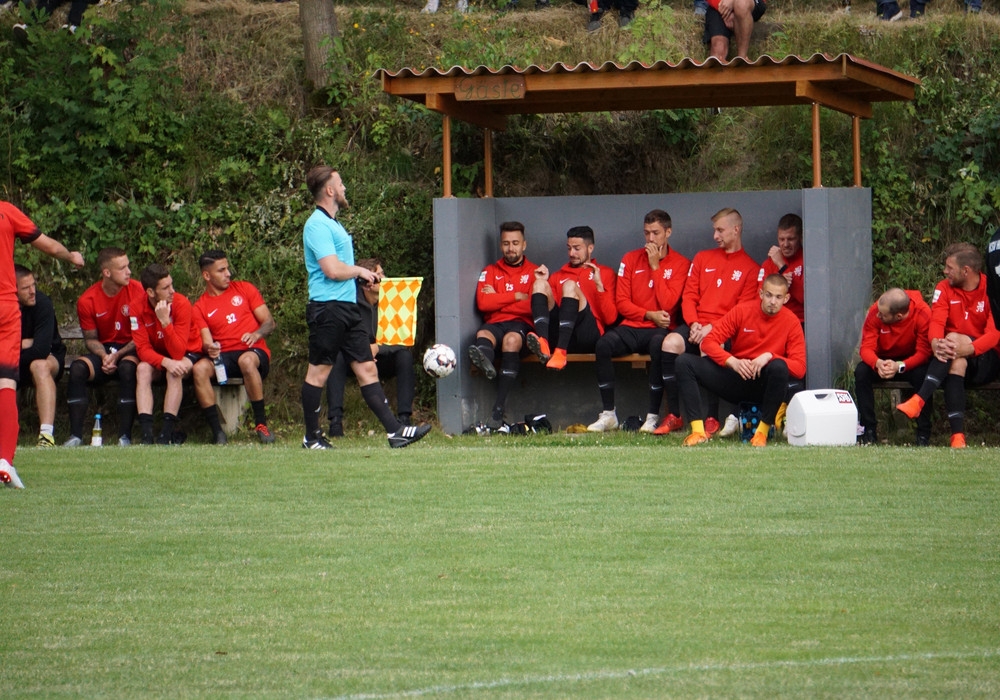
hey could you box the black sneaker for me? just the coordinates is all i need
[303,431,333,449]
[141,431,155,446]
[468,345,496,380]
[486,413,504,432]
[328,420,344,437]
[586,11,604,31]
[618,11,633,27]
[535,0,550,7]
[857,427,878,445]
[155,432,172,445]
[915,433,930,447]
[213,430,228,445]
[388,423,431,449]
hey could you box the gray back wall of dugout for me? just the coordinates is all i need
[432,189,872,434]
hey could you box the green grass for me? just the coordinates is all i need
[3,438,1000,697]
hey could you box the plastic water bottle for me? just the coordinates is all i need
[91,414,103,447]
[213,355,228,385]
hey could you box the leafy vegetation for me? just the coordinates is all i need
[2,0,999,425]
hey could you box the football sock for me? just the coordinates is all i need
[361,382,401,433]
[395,351,416,416]
[689,419,706,436]
[202,404,223,436]
[161,413,178,441]
[595,341,616,411]
[531,293,550,340]
[302,382,323,435]
[251,399,266,426]
[0,387,18,463]
[67,359,90,438]
[138,413,155,441]
[556,297,579,350]
[943,374,965,435]
[117,360,137,439]
[40,423,54,437]
[662,351,679,416]
[493,352,520,416]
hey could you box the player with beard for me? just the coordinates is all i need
[525,225,617,370]
[587,209,689,433]
[757,213,804,323]
[468,221,539,431]
[676,274,806,447]
[299,165,430,449]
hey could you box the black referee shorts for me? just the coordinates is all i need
[307,299,373,367]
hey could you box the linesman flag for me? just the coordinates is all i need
[377,277,423,347]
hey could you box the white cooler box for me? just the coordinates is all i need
[786,389,858,446]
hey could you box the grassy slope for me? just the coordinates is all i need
[2,441,999,697]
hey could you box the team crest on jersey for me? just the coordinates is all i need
[121,304,129,316]
[665,269,673,279]
[231,295,244,307]
[793,265,803,277]
[520,274,530,285]
[977,301,985,313]
[731,270,743,282]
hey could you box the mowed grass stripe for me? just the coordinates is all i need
[2,442,999,697]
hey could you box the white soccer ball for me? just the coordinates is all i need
[422,343,457,378]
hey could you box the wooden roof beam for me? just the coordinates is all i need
[795,80,872,118]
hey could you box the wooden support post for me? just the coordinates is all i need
[483,128,493,198]
[811,102,822,188]
[443,115,452,198]
[852,115,862,187]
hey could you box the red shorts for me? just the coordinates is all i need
[0,301,22,382]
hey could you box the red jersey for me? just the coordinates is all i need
[549,260,618,334]
[704,300,806,378]
[193,280,271,359]
[682,247,760,328]
[0,202,41,302]
[757,249,805,322]
[615,246,689,330]
[77,279,145,347]
[475,257,538,325]
[858,290,931,369]
[929,273,1000,356]
[133,292,202,369]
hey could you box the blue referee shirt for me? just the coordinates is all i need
[304,206,356,302]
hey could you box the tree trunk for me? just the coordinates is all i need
[299,0,342,90]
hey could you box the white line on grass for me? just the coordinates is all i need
[328,649,1000,699]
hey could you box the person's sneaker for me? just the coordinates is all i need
[420,0,440,11]
[915,433,930,447]
[456,0,468,10]
[705,416,721,436]
[328,419,344,437]
[896,394,924,419]
[587,410,618,432]
[63,436,83,447]
[255,424,276,444]
[468,345,496,380]
[546,348,568,371]
[0,459,24,489]
[586,11,603,31]
[172,430,187,445]
[118,436,131,447]
[618,11,633,27]
[750,432,768,447]
[213,430,228,445]
[682,431,709,446]
[155,433,172,445]
[638,413,659,433]
[37,433,55,448]
[652,413,683,435]
[950,433,967,449]
[526,332,551,364]
[141,431,155,446]
[388,423,432,448]
[485,413,505,432]
[11,22,27,42]
[718,414,740,437]
[857,427,878,445]
[303,430,333,449]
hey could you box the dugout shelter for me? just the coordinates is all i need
[379,55,920,433]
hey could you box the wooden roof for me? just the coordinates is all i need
[379,53,919,131]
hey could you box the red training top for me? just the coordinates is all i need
[77,279,145,347]
[133,292,202,369]
[193,280,271,359]
[929,273,1000,356]
[615,246,689,330]
[758,248,805,322]
[682,247,760,328]
[0,202,41,303]
[475,257,539,325]
[858,290,931,369]
[549,260,618,334]
[703,300,807,379]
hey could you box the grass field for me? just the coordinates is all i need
[3,435,1000,698]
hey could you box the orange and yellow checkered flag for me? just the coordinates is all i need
[377,277,423,347]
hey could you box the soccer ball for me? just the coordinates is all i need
[422,343,457,378]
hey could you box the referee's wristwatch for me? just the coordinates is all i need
[897,361,906,374]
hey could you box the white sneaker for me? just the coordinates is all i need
[638,413,659,433]
[456,0,468,10]
[1,459,24,489]
[421,0,440,11]
[63,436,83,447]
[587,410,619,432]
[719,414,740,437]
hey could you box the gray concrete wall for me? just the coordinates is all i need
[433,189,872,434]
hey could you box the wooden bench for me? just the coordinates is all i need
[58,325,248,435]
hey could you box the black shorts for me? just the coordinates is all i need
[547,305,602,353]
[307,299,372,367]
[478,320,532,350]
[77,345,138,386]
[217,348,270,381]
[18,348,67,385]
[705,0,766,41]
[967,350,1000,386]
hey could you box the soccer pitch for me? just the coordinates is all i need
[3,436,999,698]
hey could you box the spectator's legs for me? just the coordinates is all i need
[66,358,92,439]
[660,331,686,418]
[117,359,138,441]
[392,349,416,421]
[646,330,666,415]
[491,333,523,424]
[30,356,59,436]
[136,361,156,443]
[942,374,966,436]
[594,331,621,411]
[853,362,878,433]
